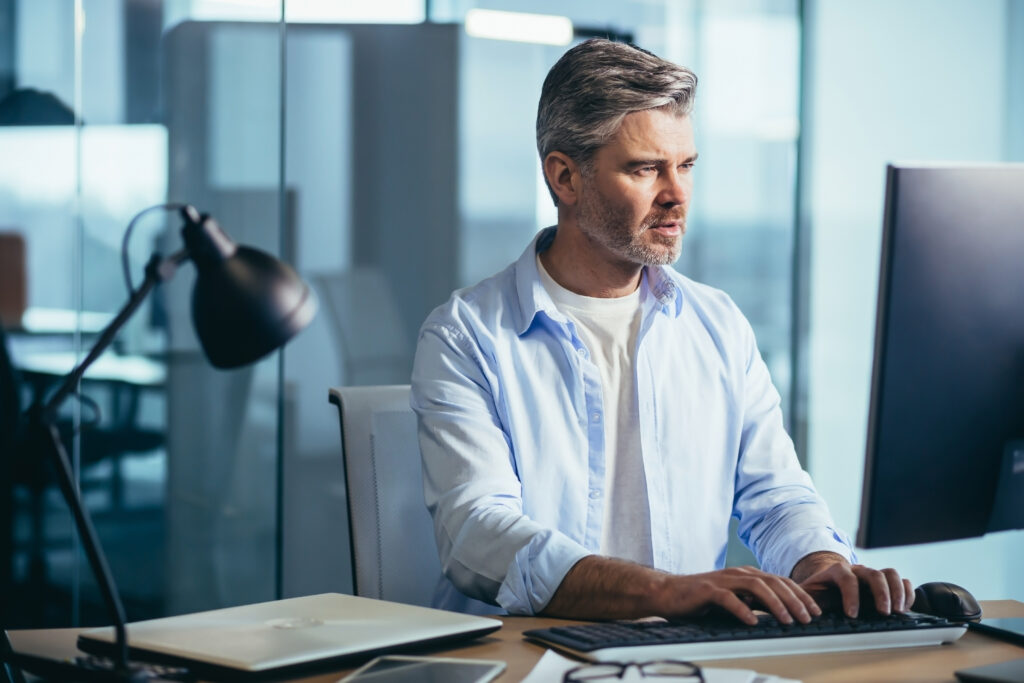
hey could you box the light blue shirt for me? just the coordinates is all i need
[411,228,854,616]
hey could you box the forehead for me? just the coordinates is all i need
[600,109,696,161]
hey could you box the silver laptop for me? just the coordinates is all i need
[77,593,502,678]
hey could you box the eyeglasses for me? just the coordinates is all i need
[563,660,705,682]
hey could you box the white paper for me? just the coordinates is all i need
[522,649,802,683]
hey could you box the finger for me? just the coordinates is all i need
[903,579,915,610]
[782,575,822,619]
[710,587,759,626]
[761,575,815,624]
[733,576,796,625]
[882,568,906,612]
[852,565,892,615]
[832,565,862,618]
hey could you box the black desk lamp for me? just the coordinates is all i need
[2,204,317,681]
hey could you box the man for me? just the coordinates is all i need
[411,39,911,625]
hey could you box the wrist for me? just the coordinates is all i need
[641,570,676,615]
[791,551,849,583]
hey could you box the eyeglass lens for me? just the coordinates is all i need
[565,660,702,681]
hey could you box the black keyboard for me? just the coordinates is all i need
[524,611,967,662]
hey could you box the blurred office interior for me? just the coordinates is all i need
[0,0,1021,629]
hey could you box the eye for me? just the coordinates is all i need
[635,165,657,175]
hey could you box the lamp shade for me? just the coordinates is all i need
[180,207,317,369]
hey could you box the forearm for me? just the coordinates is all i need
[540,555,669,620]
[542,556,822,625]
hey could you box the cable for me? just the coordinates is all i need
[1,630,27,683]
[70,392,102,430]
[120,203,188,294]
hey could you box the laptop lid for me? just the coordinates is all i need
[77,593,501,679]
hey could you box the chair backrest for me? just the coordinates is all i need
[328,385,441,607]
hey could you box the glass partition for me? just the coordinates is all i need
[1,0,806,625]
[1,0,80,627]
[1,0,287,626]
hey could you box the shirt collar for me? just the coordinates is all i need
[513,227,684,335]
[644,259,685,317]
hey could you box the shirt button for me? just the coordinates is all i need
[591,412,601,423]
[576,347,587,357]
[589,489,602,500]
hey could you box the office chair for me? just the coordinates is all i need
[328,385,441,607]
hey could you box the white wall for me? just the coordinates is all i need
[803,0,1023,601]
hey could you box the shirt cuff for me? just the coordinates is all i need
[495,529,591,615]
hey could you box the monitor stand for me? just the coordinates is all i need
[986,441,1024,534]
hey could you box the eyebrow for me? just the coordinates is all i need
[624,152,699,169]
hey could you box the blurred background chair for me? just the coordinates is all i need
[328,384,440,607]
[0,320,22,622]
[0,324,164,625]
[315,270,412,387]
[0,233,27,331]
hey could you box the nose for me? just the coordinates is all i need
[657,167,690,209]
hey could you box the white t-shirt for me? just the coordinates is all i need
[536,255,653,565]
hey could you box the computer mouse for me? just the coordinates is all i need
[913,581,983,622]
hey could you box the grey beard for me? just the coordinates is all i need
[623,234,682,266]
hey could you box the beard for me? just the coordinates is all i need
[576,185,685,267]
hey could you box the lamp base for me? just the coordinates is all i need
[4,651,192,682]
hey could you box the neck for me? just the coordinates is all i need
[540,221,643,298]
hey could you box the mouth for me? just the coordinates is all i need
[648,220,684,238]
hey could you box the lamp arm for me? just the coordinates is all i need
[42,250,187,420]
[25,247,187,679]
[30,418,129,669]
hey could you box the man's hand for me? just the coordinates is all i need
[791,551,914,618]
[542,556,822,626]
[654,565,824,626]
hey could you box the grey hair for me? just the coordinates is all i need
[536,39,698,204]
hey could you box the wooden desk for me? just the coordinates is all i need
[7,601,1023,682]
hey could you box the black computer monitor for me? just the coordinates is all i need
[857,163,1024,549]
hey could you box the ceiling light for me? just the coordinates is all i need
[464,9,573,46]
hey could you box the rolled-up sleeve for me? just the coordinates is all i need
[412,320,590,614]
[731,314,856,578]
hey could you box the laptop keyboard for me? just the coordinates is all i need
[524,611,967,661]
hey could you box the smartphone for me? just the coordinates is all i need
[968,617,1024,647]
[339,655,506,683]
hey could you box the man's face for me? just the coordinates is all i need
[574,109,697,268]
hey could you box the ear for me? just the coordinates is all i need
[543,151,581,206]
